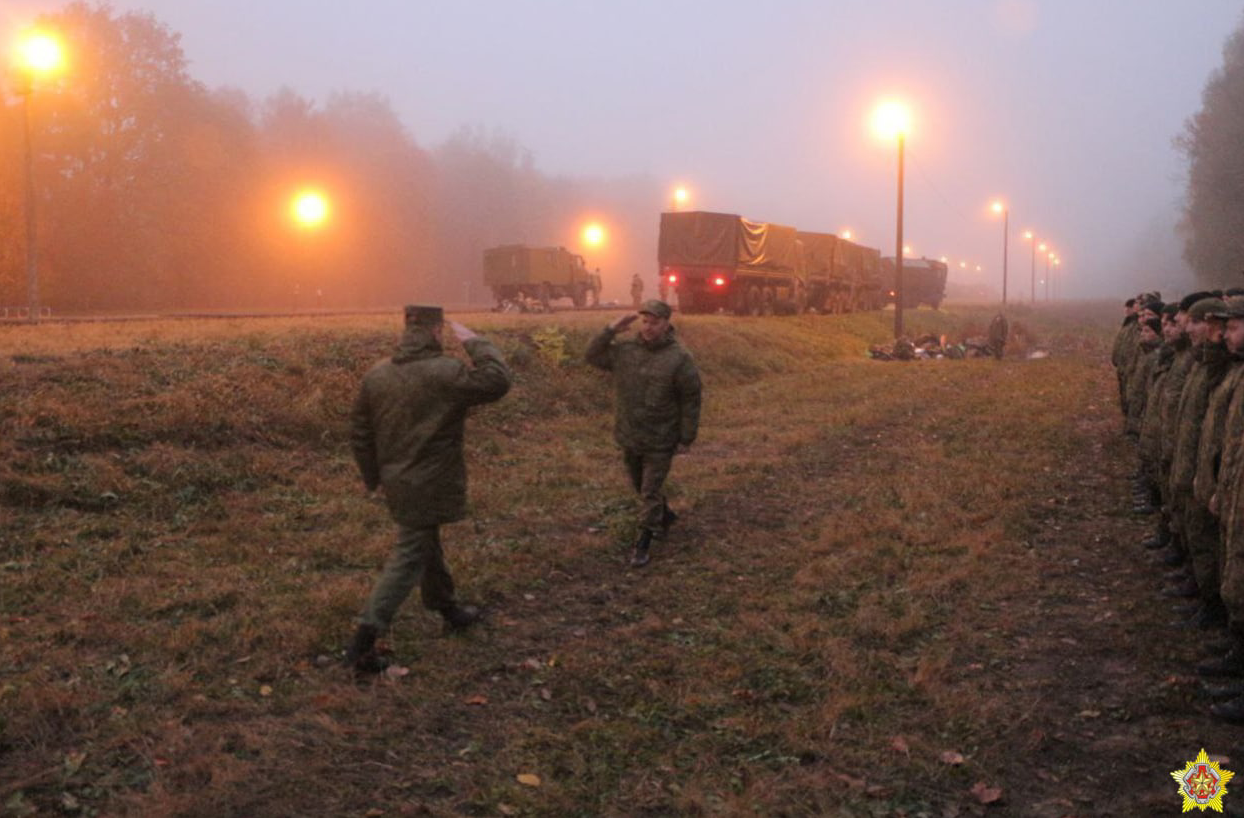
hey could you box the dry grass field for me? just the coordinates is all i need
[1,304,1237,817]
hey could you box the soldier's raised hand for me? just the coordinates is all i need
[609,313,639,333]
[449,321,477,342]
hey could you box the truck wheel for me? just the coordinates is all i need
[571,283,585,309]
[761,287,776,316]
[746,286,762,316]
[794,283,808,314]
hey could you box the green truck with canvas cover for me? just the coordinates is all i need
[879,257,947,309]
[482,245,601,308]
[658,211,805,315]
[796,231,884,313]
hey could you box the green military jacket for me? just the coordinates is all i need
[1138,343,1174,469]
[1125,341,1160,437]
[1114,318,1140,412]
[351,327,512,527]
[1169,342,1233,508]
[586,324,702,453]
[1112,315,1137,369]
[1194,359,1244,510]
[1159,343,1196,476]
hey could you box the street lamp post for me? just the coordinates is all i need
[1045,252,1053,301]
[14,31,64,323]
[991,201,1008,305]
[1023,231,1037,303]
[873,100,910,339]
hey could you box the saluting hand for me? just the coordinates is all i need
[609,313,639,333]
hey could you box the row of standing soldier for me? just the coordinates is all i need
[343,300,701,675]
[1113,288,1244,723]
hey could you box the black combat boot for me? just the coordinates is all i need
[441,604,482,632]
[343,623,387,674]
[1161,577,1200,598]
[1211,694,1244,723]
[630,528,654,568]
[1202,678,1244,698]
[1141,531,1170,550]
[654,504,679,541]
[1198,639,1244,678]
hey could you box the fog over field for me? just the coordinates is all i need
[3,1,1241,305]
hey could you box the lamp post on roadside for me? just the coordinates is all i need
[14,30,65,324]
[872,100,910,338]
[1045,251,1054,301]
[1053,257,1062,300]
[991,200,1009,305]
[1023,230,1037,304]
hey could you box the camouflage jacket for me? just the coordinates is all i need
[1124,341,1160,437]
[1138,343,1175,468]
[586,324,702,452]
[1169,342,1233,506]
[350,327,512,527]
[1158,343,1196,474]
[1194,360,1244,510]
[1112,315,1138,370]
[1213,377,1244,554]
[1115,321,1141,412]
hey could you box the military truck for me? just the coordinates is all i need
[796,231,883,313]
[658,211,805,314]
[879,257,947,309]
[482,245,601,309]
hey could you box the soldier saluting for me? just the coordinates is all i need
[343,305,512,674]
[586,300,702,567]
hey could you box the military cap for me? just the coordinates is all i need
[1162,302,1179,317]
[1225,287,1244,298]
[1180,291,1216,312]
[1139,300,1164,315]
[638,299,672,319]
[404,304,444,326]
[1211,295,1244,320]
[1142,316,1162,335]
[1125,297,1136,307]
[1188,297,1228,321]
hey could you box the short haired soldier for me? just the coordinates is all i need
[343,306,512,674]
[586,300,702,568]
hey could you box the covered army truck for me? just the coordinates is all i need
[658,211,804,315]
[879,257,947,309]
[482,245,601,308]
[796,231,883,313]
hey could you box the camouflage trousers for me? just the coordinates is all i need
[361,524,456,633]
[623,449,674,532]
[1185,503,1223,603]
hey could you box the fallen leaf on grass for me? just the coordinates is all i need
[939,751,965,765]
[464,694,489,706]
[539,688,552,701]
[516,773,541,787]
[384,665,410,679]
[1076,709,1100,719]
[498,805,516,816]
[890,736,910,757]
[259,685,273,697]
[970,781,1003,804]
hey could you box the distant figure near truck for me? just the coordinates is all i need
[483,245,601,310]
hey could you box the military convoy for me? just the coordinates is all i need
[878,256,948,309]
[657,211,906,315]
[482,245,601,309]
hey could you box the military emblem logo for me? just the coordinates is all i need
[1171,749,1234,812]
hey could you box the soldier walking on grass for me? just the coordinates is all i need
[343,305,512,674]
[586,300,702,568]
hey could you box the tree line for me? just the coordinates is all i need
[0,3,657,313]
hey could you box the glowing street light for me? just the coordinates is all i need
[841,229,854,240]
[872,99,910,338]
[990,200,1009,305]
[671,186,690,211]
[14,28,66,323]
[290,188,331,230]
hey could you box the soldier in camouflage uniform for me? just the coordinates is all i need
[1137,304,1181,550]
[1112,297,1140,415]
[1167,296,1231,629]
[343,306,512,674]
[586,299,702,568]
[1194,298,1244,720]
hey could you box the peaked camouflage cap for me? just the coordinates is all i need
[638,299,672,319]
[404,305,444,326]
[1210,295,1244,320]
[1188,297,1228,321]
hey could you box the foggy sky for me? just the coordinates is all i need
[6,0,1242,298]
